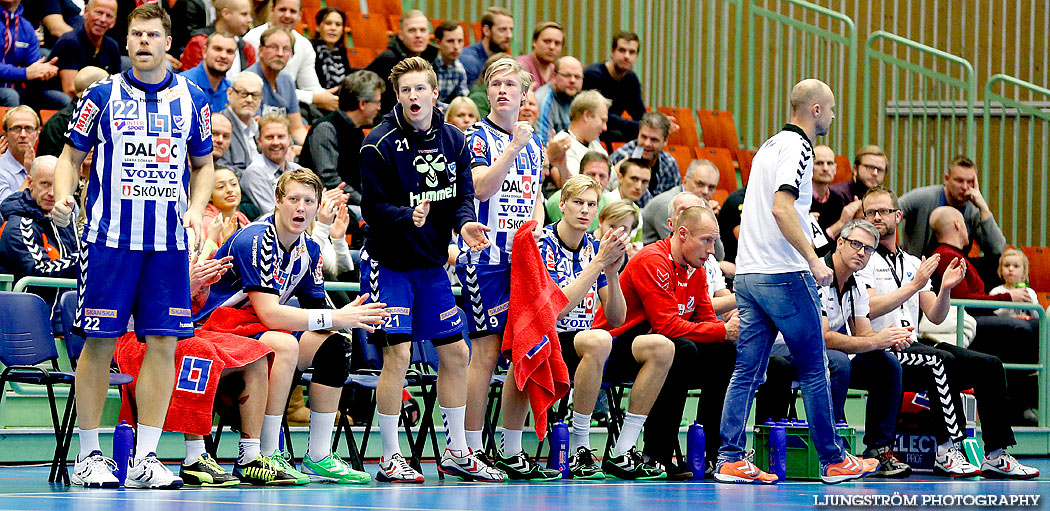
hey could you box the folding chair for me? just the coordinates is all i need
[657,106,700,148]
[833,155,853,185]
[347,12,391,51]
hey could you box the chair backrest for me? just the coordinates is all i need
[696,109,741,152]
[346,46,380,68]
[0,292,60,367]
[663,145,695,180]
[694,146,738,191]
[347,12,391,50]
[737,149,758,186]
[355,329,384,370]
[656,106,700,148]
[833,155,853,185]
[1021,246,1050,291]
[58,290,85,364]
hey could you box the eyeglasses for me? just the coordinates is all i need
[6,125,37,134]
[843,237,876,255]
[231,87,262,100]
[263,44,293,54]
[862,208,898,219]
[859,163,886,174]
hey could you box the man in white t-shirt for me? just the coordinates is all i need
[547,90,609,185]
[715,79,877,485]
[857,186,1039,480]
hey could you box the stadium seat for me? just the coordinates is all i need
[694,146,738,191]
[609,141,626,153]
[663,145,695,179]
[471,21,482,42]
[325,0,362,14]
[712,188,730,206]
[737,149,757,186]
[657,106,700,147]
[347,12,390,50]
[346,46,380,68]
[833,155,852,184]
[387,14,400,32]
[368,0,402,18]
[696,109,742,153]
[1021,246,1050,291]
[39,110,58,125]
[298,0,321,34]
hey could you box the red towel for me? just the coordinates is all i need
[115,329,273,435]
[502,221,570,440]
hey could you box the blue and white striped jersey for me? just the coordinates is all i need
[66,70,213,251]
[457,118,543,265]
[538,223,607,332]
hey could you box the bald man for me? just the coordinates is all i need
[38,66,110,157]
[211,114,234,162]
[535,56,583,145]
[642,159,720,244]
[716,79,878,485]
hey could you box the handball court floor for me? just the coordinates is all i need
[0,460,1048,511]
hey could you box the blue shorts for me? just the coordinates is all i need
[455,262,510,338]
[75,242,193,339]
[362,252,463,346]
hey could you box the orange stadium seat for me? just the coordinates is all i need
[657,106,700,148]
[347,12,391,51]
[39,110,58,125]
[471,22,482,42]
[697,109,741,153]
[833,155,852,184]
[325,0,362,14]
[346,46,380,68]
[737,149,757,186]
[387,14,400,32]
[1021,246,1050,292]
[368,0,403,18]
[663,145,695,179]
[712,188,730,207]
[694,146,738,191]
[298,0,321,34]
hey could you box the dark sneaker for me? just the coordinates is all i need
[180,454,240,487]
[234,454,299,485]
[602,447,666,480]
[493,450,562,481]
[864,446,912,478]
[568,447,604,480]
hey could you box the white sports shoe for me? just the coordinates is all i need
[981,451,1040,480]
[933,446,981,477]
[70,450,119,488]
[438,448,505,482]
[126,453,184,489]
[376,453,425,483]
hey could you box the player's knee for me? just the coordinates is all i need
[262,332,300,362]
[637,334,675,367]
[436,339,469,367]
[308,332,353,387]
[468,336,502,367]
[381,342,412,371]
[575,330,612,361]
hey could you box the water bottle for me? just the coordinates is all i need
[686,422,705,480]
[548,421,569,478]
[768,424,786,483]
[113,421,134,486]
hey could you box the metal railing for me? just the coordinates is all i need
[862,31,978,195]
[950,299,1048,427]
[981,74,1050,247]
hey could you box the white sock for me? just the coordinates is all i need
[260,414,283,456]
[465,429,484,452]
[936,440,955,457]
[78,428,100,459]
[440,405,468,452]
[308,411,337,462]
[612,412,647,458]
[238,438,261,465]
[985,448,1004,460]
[571,412,591,451]
[184,439,207,465]
[502,429,522,455]
[378,412,401,458]
[134,424,163,461]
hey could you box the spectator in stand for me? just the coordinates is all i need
[547,90,609,187]
[433,20,469,104]
[608,111,678,197]
[444,96,479,132]
[38,67,109,158]
[300,70,385,198]
[184,0,212,34]
[810,144,855,239]
[519,88,539,126]
[0,156,78,289]
[180,0,256,76]
[642,159,719,244]
[244,0,340,117]
[180,31,235,112]
[23,0,83,49]
[0,106,40,203]
[597,198,642,259]
[899,156,1006,260]
[534,55,582,145]
[516,22,563,89]
[311,7,349,90]
[990,249,1038,319]
[240,113,302,216]
[545,151,611,231]
[211,113,233,161]
[583,31,645,142]
[830,145,887,213]
[218,72,264,176]
[0,0,64,109]
[718,187,746,263]
[246,26,308,145]
[201,167,250,250]
[459,6,514,85]
[365,10,438,114]
[608,158,652,210]
[50,0,121,100]
[465,52,509,118]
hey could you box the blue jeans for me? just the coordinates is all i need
[718,272,845,465]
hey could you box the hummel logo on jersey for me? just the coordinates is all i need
[414,153,447,188]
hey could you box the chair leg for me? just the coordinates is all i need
[337,410,364,471]
[603,387,624,460]
[410,382,439,477]
[52,384,76,484]
[401,403,421,472]
[205,415,226,458]
[358,391,376,455]
[44,383,64,483]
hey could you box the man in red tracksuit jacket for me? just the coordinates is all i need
[595,204,739,478]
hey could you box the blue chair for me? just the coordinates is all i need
[56,291,133,484]
[0,292,77,484]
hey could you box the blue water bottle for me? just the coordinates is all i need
[686,421,705,479]
[548,421,570,478]
[113,421,134,486]
[768,424,786,483]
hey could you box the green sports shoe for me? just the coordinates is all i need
[180,454,240,487]
[493,450,562,481]
[568,447,605,480]
[301,453,371,484]
[267,450,310,485]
